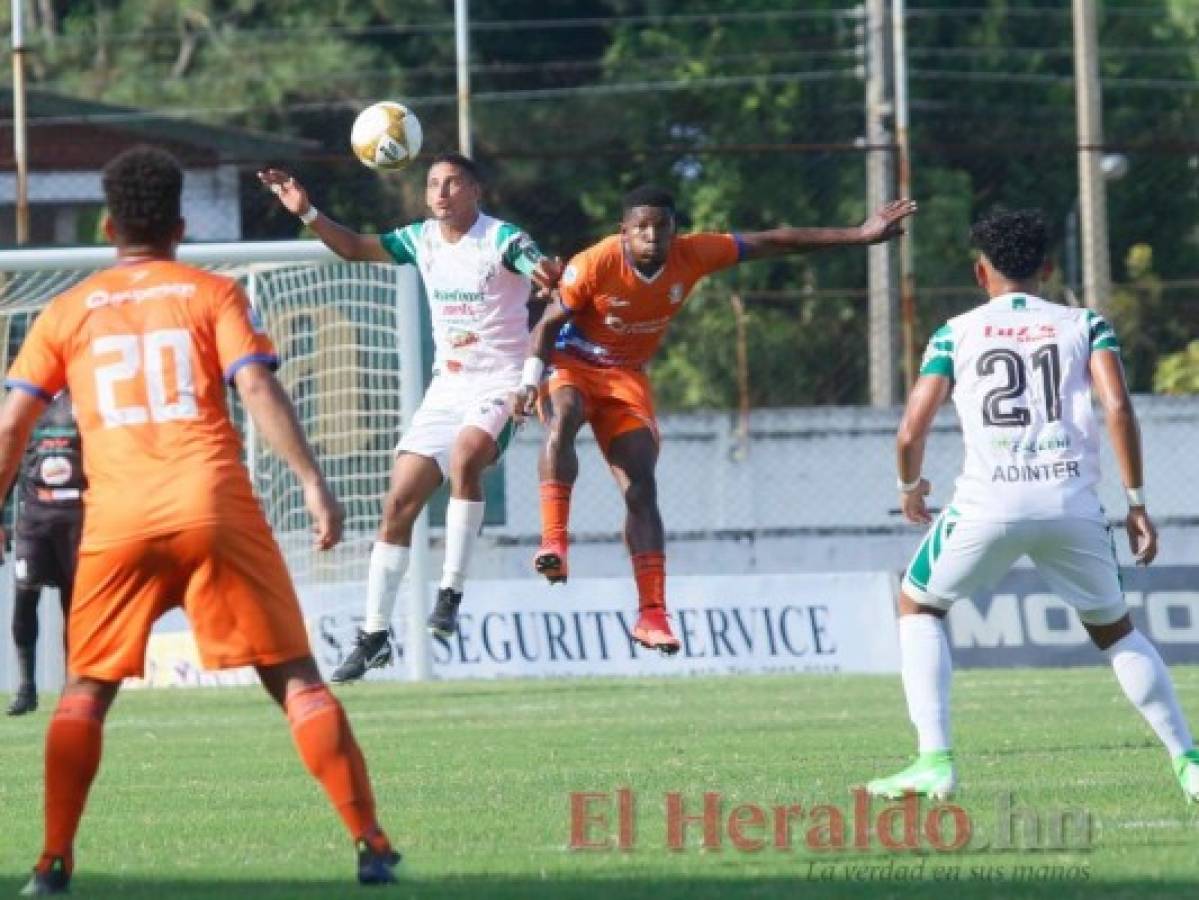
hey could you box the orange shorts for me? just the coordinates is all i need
[544,353,658,452]
[68,520,311,681]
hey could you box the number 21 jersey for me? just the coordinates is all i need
[919,292,1120,522]
[6,260,278,550]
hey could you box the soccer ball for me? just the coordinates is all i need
[350,101,423,171]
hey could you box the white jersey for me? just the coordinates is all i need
[379,212,542,374]
[920,292,1120,522]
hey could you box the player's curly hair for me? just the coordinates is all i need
[969,207,1049,279]
[622,185,676,216]
[101,146,183,244]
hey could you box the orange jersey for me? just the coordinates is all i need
[7,259,278,550]
[556,232,742,369]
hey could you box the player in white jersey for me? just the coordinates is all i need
[259,155,561,679]
[867,209,1199,802]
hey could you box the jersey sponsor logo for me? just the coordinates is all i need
[447,328,480,349]
[606,296,632,308]
[433,288,485,304]
[38,455,73,486]
[562,265,579,286]
[983,323,1057,343]
[603,314,672,335]
[991,432,1072,455]
[85,282,197,310]
[669,283,685,305]
[991,461,1081,483]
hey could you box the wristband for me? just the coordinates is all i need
[897,476,922,493]
[521,357,546,388]
[299,206,319,225]
[1126,486,1146,508]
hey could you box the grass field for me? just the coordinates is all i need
[2,668,1197,899]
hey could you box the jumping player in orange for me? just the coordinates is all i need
[5,147,400,895]
[514,186,916,653]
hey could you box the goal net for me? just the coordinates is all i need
[0,241,430,672]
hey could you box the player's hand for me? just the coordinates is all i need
[511,384,539,424]
[900,478,933,526]
[303,478,344,551]
[531,257,564,296]
[859,199,918,244]
[257,168,311,218]
[1126,506,1157,566]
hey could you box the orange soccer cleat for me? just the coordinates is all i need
[533,543,569,584]
[632,608,681,655]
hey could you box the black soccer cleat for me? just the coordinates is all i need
[356,840,402,886]
[330,630,392,684]
[7,687,37,716]
[19,857,70,896]
[427,587,463,638]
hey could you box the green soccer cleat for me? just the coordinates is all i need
[867,750,957,801]
[1175,749,1199,803]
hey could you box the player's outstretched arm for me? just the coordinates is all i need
[1091,349,1156,565]
[513,297,573,422]
[257,168,391,264]
[737,199,918,261]
[234,363,345,550]
[896,373,951,525]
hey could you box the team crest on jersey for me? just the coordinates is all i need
[669,283,685,305]
[39,455,73,486]
[562,265,579,286]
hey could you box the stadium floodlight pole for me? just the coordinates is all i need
[1072,0,1112,317]
[864,0,899,407]
[891,0,916,394]
[11,0,30,245]
[455,0,473,157]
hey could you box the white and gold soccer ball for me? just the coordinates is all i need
[350,101,423,171]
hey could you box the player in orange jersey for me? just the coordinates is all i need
[5,147,400,896]
[514,185,916,653]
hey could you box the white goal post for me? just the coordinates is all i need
[0,240,433,686]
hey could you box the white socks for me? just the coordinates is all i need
[441,499,486,592]
[899,613,953,753]
[363,541,409,634]
[1105,629,1195,759]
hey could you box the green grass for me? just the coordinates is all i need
[2,668,1198,899]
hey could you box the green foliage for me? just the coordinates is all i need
[1154,342,1199,395]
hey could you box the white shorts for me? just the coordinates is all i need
[396,369,518,476]
[901,511,1127,625]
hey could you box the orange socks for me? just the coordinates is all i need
[286,684,386,847]
[42,694,107,871]
[539,481,572,547]
[632,551,666,611]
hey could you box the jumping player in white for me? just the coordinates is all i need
[259,155,561,680]
[867,208,1199,802]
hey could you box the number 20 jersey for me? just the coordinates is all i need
[6,260,278,550]
[919,292,1120,523]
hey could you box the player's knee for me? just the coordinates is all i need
[623,476,658,512]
